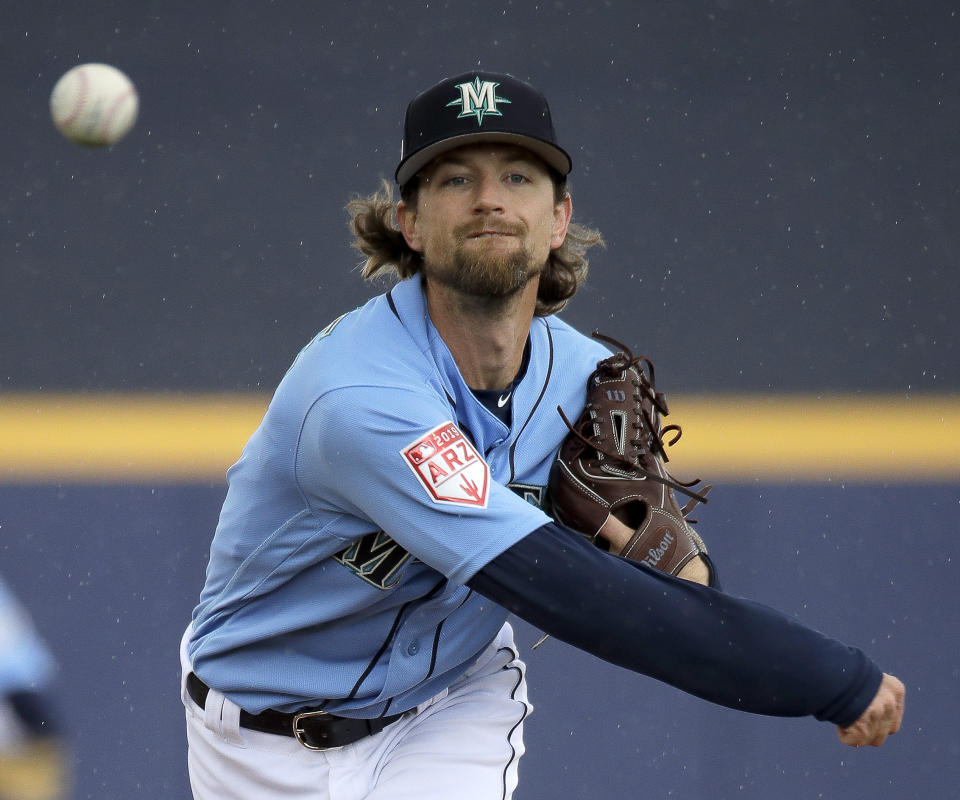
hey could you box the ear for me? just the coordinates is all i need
[396,201,423,253]
[550,193,573,250]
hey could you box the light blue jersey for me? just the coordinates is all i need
[188,276,609,716]
[0,575,56,694]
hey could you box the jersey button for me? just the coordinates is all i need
[406,641,419,655]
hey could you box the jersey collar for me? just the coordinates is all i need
[386,277,551,450]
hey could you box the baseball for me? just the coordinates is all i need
[49,63,139,147]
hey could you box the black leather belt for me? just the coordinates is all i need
[186,672,404,750]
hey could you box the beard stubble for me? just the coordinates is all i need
[423,225,544,300]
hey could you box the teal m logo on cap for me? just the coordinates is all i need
[447,77,511,126]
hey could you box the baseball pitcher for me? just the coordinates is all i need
[181,71,904,800]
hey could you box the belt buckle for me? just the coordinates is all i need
[292,709,330,750]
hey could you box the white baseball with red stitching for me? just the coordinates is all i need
[49,63,139,146]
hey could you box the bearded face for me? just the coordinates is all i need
[396,144,570,305]
[420,218,545,299]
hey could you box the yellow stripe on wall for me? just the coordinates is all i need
[0,393,957,484]
[667,394,960,483]
[0,394,268,483]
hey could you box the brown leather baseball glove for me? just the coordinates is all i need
[548,333,714,581]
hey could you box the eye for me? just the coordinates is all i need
[506,173,529,185]
[443,175,468,187]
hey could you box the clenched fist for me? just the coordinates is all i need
[837,673,905,747]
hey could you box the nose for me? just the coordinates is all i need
[472,174,506,214]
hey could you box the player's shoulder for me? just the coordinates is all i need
[542,314,614,365]
[266,289,442,430]
[290,294,426,385]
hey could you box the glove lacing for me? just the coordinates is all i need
[557,331,710,511]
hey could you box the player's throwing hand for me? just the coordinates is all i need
[837,673,905,747]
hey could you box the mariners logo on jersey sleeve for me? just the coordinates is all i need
[401,422,489,508]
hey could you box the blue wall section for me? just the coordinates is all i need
[3,3,958,394]
[1,483,956,799]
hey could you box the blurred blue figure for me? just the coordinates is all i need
[0,574,68,800]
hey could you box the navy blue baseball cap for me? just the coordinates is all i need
[395,71,572,186]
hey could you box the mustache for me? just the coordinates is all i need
[454,219,526,241]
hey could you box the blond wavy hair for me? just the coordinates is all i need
[347,178,604,316]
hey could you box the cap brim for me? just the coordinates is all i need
[395,132,571,186]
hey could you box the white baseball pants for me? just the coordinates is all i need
[181,623,531,800]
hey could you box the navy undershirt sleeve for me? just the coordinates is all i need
[467,522,882,728]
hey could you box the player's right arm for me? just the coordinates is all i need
[467,522,904,744]
[836,673,904,747]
